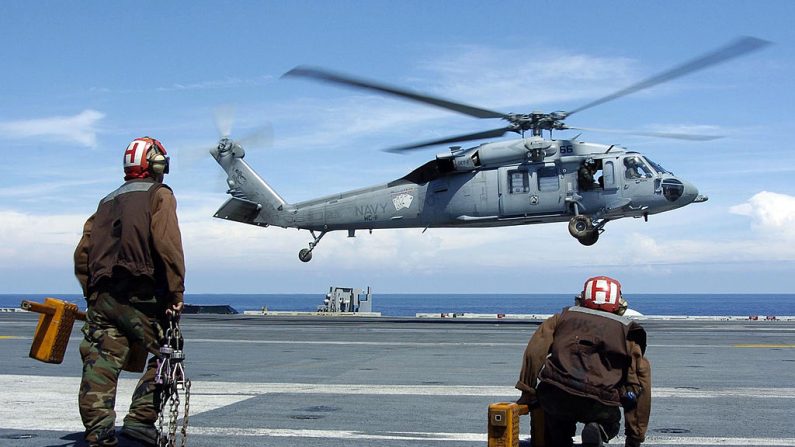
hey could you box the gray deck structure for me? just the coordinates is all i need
[1,313,793,446]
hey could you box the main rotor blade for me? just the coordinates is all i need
[565,36,771,117]
[283,66,508,120]
[567,126,722,141]
[385,127,516,153]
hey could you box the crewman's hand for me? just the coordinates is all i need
[166,301,184,318]
[620,390,638,411]
[516,391,539,409]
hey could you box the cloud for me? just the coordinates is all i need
[415,45,639,110]
[156,75,274,92]
[3,199,795,294]
[729,191,795,238]
[0,109,105,147]
[0,178,108,199]
[0,210,85,267]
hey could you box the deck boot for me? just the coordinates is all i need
[119,423,157,447]
[581,422,605,447]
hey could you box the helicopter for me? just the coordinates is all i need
[210,37,768,262]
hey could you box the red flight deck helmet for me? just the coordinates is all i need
[581,276,628,315]
[123,137,169,180]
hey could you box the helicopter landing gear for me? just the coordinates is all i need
[299,230,327,262]
[578,230,599,246]
[568,215,600,246]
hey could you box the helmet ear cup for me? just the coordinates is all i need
[616,297,628,316]
[149,153,167,174]
[147,147,169,175]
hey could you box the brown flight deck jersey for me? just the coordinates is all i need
[74,178,185,306]
[516,306,652,442]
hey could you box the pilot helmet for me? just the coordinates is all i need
[123,137,170,180]
[585,158,597,168]
[580,276,628,315]
[624,156,637,167]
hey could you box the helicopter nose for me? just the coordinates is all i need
[660,178,702,204]
[680,180,700,204]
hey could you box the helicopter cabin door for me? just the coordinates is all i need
[620,154,656,204]
[498,164,565,217]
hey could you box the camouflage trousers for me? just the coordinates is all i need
[79,283,166,444]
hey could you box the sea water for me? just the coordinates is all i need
[2,293,794,317]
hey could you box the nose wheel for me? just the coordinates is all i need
[568,215,601,246]
[299,230,327,262]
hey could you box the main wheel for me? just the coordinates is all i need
[568,215,592,239]
[578,231,599,246]
[299,248,313,262]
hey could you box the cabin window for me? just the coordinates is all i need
[538,166,559,192]
[602,161,615,187]
[508,170,529,193]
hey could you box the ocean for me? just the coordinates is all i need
[2,293,794,317]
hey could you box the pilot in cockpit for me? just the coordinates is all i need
[624,157,642,179]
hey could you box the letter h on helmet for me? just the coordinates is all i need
[123,137,169,180]
[581,276,628,315]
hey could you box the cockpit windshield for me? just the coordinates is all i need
[643,156,670,174]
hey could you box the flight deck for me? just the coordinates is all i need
[1,312,793,447]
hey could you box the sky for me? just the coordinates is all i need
[1,1,794,294]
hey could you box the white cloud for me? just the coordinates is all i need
[729,191,795,239]
[0,178,108,198]
[417,45,639,110]
[3,199,795,293]
[0,109,104,147]
[156,75,274,92]
[0,210,85,267]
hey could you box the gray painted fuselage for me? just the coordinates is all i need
[211,137,702,238]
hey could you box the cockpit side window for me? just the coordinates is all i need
[624,155,654,179]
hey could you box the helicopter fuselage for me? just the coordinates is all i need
[212,136,704,260]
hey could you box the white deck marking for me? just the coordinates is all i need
[189,428,795,445]
[3,374,795,446]
[5,335,792,349]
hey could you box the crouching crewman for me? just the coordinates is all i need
[516,276,651,447]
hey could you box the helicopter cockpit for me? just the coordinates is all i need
[623,154,655,179]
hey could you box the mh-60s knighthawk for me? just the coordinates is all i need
[210,37,768,262]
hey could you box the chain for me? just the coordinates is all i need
[180,380,191,447]
[154,317,190,447]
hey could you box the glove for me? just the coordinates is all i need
[516,391,539,409]
[625,437,642,447]
[620,390,638,411]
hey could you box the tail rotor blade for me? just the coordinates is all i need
[214,105,236,138]
[238,124,274,150]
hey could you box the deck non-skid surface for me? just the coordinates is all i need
[1,314,793,446]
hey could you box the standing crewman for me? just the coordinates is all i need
[74,136,185,447]
[516,276,651,447]
[578,159,598,191]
